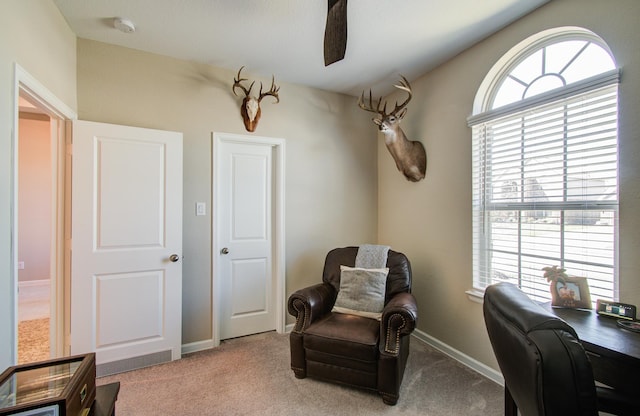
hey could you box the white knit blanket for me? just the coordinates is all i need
[355,244,390,269]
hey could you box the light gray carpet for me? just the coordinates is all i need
[98,331,503,415]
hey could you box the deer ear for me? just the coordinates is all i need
[373,118,382,126]
[397,108,407,120]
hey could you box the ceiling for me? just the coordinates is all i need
[53,0,549,97]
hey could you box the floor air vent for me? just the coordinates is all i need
[97,350,172,377]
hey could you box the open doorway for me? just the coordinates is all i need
[17,103,53,363]
[13,64,76,365]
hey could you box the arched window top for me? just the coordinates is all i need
[473,27,617,114]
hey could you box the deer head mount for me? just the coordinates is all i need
[358,76,427,182]
[232,66,280,132]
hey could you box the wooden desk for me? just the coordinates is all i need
[545,305,640,394]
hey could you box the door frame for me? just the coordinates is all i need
[212,132,286,346]
[12,63,76,362]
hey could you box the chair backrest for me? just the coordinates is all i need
[483,283,599,416]
[322,247,412,303]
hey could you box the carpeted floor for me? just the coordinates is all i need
[98,331,503,415]
[18,318,50,364]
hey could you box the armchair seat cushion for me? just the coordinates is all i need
[304,313,380,362]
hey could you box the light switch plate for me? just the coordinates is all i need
[196,202,206,216]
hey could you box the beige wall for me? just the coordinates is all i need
[18,114,52,282]
[379,0,640,370]
[76,39,378,344]
[0,0,76,369]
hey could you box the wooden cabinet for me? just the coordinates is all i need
[0,354,96,416]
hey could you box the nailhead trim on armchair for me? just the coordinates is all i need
[384,314,406,354]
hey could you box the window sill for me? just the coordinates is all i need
[466,289,485,304]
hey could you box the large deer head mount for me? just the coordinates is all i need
[232,66,280,132]
[358,76,427,182]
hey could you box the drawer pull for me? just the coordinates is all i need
[80,383,87,403]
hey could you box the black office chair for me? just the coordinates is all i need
[483,282,640,416]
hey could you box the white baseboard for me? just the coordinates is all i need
[181,339,215,355]
[181,325,294,356]
[18,279,50,288]
[412,328,504,386]
[18,279,50,306]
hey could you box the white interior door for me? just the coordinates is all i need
[71,120,182,374]
[216,138,277,340]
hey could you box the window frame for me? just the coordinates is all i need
[468,27,620,303]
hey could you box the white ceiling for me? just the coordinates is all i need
[53,0,549,97]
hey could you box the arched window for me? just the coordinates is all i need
[469,27,619,303]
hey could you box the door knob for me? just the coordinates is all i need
[169,254,180,262]
[220,247,229,255]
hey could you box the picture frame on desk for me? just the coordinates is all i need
[551,276,592,309]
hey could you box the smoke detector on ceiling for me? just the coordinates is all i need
[113,17,136,34]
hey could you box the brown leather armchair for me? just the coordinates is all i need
[288,247,418,405]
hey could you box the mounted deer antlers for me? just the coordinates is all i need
[232,66,280,132]
[358,76,426,182]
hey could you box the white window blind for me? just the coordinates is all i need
[471,83,618,303]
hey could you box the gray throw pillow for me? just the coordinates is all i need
[332,265,389,320]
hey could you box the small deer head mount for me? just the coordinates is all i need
[358,76,427,182]
[232,66,280,132]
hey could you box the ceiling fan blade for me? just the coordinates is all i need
[324,0,348,66]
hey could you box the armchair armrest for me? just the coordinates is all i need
[380,292,418,355]
[288,283,336,333]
